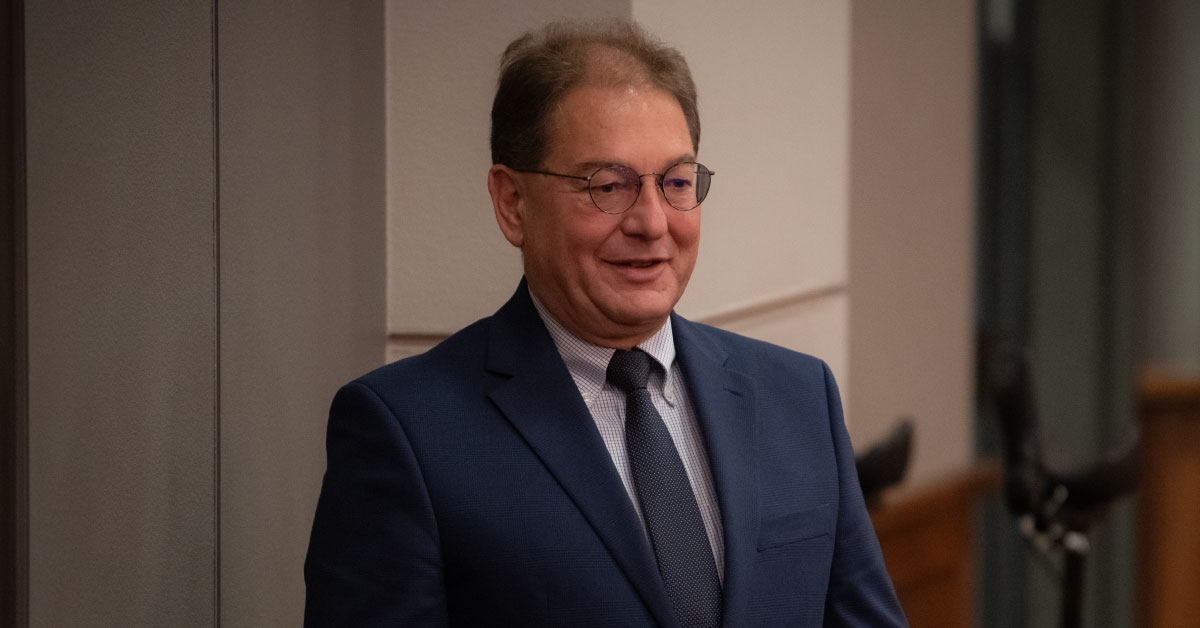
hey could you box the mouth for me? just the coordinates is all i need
[607,258,665,269]
[604,257,668,282]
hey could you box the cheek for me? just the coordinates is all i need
[534,223,606,287]
[569,218,621,258]
[526,207,581,258]
[671,212,702,250]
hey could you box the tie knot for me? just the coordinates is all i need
[606,348,653,393]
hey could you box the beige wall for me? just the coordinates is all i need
[23,2,385,626]
[848,0,977,484]
[1134,0,1200,374]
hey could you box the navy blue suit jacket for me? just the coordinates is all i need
[305,282,906,627]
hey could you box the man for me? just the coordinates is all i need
[305,19,906,628]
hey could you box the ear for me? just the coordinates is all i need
[488,164,526,248]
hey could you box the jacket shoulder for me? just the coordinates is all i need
[675,316,829,378]
[353,315,496,398]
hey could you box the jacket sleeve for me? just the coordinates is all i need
[820,362,910,627]
[304,381,448,627]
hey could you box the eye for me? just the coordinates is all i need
[589,167,637,196]
[663,177,693,190]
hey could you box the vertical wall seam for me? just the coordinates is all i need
[211,0,221,625]
[1096,0,1120,447]
[12,0,30,625]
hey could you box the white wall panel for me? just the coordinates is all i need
[635,1,851,321]
[1134,0,1200,373]
[849,0,976,483]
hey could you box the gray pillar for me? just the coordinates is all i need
[25,3,218,625]
[217,2,385,626]
[22,2,385,626]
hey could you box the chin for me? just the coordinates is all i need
[605,298,676,328]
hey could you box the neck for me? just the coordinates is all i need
[527,289,667,350]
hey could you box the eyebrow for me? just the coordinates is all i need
[570,154,698,174]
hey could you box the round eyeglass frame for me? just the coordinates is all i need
[513,161,715,214]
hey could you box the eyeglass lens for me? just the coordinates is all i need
[588,162,711,214]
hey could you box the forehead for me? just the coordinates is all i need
[545,84,693,167]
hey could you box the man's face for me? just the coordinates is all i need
[508,84,701,348]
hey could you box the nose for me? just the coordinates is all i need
[619,174,671,239]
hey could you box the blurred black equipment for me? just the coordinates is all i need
[978,334,1139,628]
[855,418,914,506]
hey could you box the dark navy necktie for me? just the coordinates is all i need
[607,348,722,628]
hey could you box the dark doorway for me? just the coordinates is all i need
[975,0,1137,627]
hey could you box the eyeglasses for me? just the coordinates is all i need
[513,161,714,214]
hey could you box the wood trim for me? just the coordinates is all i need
[387,283,848,345]
[1138,374,1200,628]
[386,332,451,345]
[693,283,846,328]
[1139,371,1200,414]
[870,463,999,530]
[869,464,1000,628]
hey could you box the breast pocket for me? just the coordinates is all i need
[756,502,836,552]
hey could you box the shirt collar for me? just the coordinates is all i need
[529,292,677,393]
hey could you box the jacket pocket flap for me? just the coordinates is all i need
[757,502,836,551]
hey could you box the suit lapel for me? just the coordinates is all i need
[485,283,677,627]
[672,315,759,628]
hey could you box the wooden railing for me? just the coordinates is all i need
[1139,372,1200,628]
[870,465,999,628]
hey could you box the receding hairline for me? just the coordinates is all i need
[490,18,700,167]
[577,43,658,90]
[542,45,687,149]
